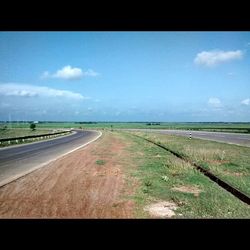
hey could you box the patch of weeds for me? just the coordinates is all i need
[96,159,106,165]
[142,187,149,193]
[172,173,182,178]
[142,180,153,193]
[215,150,226,161]
[161,175,169,182]
[170,196,185,207]
[112,203,119,207]
[222,162,239,169]
[144,180,152,187]
[163,163,169,168]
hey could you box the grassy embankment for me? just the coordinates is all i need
[130,131,250,197]
[114,131,250,218]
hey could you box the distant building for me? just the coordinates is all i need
[33,121,39,124]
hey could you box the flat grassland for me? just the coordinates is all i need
[1,122,250,133]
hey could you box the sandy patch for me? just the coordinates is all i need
[144,201,178,218]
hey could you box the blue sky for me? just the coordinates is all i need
[0,32,250,122]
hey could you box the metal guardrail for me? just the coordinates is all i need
[0,130,71,143]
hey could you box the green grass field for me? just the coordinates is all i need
[1,121,250,133]
[118,131,250,218]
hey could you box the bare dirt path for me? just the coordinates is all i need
[0,132,135,218]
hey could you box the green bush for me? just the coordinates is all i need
[30,123,36,131]
[96,160,106,165]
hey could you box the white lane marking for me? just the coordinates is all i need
[0,130,102,188]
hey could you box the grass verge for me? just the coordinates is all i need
[118,131,250,218]
[131,132,250,197]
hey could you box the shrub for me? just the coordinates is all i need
[96,160,106,165]
[30,123,36,131]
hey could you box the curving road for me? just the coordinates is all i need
[125,129,250,147]
[0,130,101,187]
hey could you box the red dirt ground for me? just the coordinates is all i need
[0,132,135,218]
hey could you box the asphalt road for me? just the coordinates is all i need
[0,130,101,186]
[125,129,250,147]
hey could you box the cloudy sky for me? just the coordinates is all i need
[0,32,250,122]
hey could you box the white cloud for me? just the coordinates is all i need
[241,98,250,105]
[53,65,82,80]
[194,50,243,67]
[0,83,85,100]
[42,65,99,80]
[84,69,99,77]
[208,97,222,107]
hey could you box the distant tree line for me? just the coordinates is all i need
[75,122,98,124]
[146,122,161,125]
